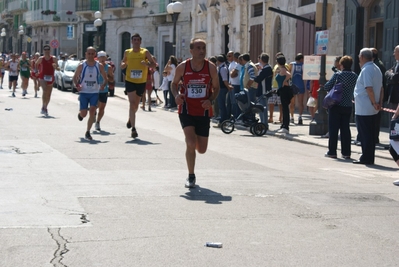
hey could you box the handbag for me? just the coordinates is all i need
[307,96,317,107]
[322,77,343,109]
[390,118,399,140]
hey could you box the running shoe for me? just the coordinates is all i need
[290,117,295,124]
[34,93,37,98]
[95,122,101,131]
[131,127,138,138]
[85,131,93,141]
[185,174,196,188]
[22,91,26,97]
[40,108,45,115]
[298,117,303,125]
[78,113,83,121]
[11,92,15,97]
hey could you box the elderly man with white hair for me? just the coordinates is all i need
[353,48,382,165]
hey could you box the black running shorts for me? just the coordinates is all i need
[98,92,108,104]
[179,114,210,137]
[125,81,146,97]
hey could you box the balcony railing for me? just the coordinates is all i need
[42,11,78,24]
[104,0,133,9]
[7,0,28,13]
[23,10,44,24]
[145,1,168,15]
[76,0,100,12]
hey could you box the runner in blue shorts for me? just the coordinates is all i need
[73,46,107,140]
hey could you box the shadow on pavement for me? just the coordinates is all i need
[38,115,57,119]
[92,130,115,136]
[125,139,159,145]
[180,186,232,204]
[77,138,108,144]
[365,164,398,171]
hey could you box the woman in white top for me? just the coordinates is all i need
[164,55,178,108]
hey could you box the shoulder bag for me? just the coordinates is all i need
[322,75,343,109]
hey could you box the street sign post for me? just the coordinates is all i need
[50,39,59,49]
[66,25,74,40]
[315,30,329,55]
[303,55,337,81]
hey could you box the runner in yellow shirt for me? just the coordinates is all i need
[120,33,157,138]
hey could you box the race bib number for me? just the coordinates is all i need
[44,75,52,82]
[187,84,206,98]
[21,67,27,71]
[130,70,142,79]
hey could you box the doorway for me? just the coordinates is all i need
[120,32,131,81]
[368,0,384,57]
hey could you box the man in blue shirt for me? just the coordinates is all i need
[353,48,382,165]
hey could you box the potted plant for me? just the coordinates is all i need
[53,15,60,21]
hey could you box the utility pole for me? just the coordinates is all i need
[309,0,328,135]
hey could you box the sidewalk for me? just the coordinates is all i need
[112,84,392,162]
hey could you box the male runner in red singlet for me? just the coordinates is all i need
[171,38,220,188]
[35,44,58,116]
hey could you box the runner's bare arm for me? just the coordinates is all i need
[35,57,42,68]
[145,51,157,69]
[120,51,127,69]
[73,64,83,87]
[107,65,114,82]
[99,64,108,91]
[52,57,59,70]
[171,63,185,105]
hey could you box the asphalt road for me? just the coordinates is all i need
[1,80,399,267]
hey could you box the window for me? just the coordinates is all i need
[252,3,262,17]
[300,0,315,7]
[370,0,384,19]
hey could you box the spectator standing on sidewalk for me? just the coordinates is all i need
[254,53,273,127]
[275,55,292,134]
[371,48,386,145]
[269,52,288,123]
[240,53,258,103]
[153,66,163,105]
[228,52,242,119]
[323,56,358,159]
[353,48,382,165]
[216,55,232,126]
[165,55,178,109]
[289,53,306,125]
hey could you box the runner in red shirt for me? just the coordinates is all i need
[171,38,219,188]
[35,44,58,116]
[31,52,40,98]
